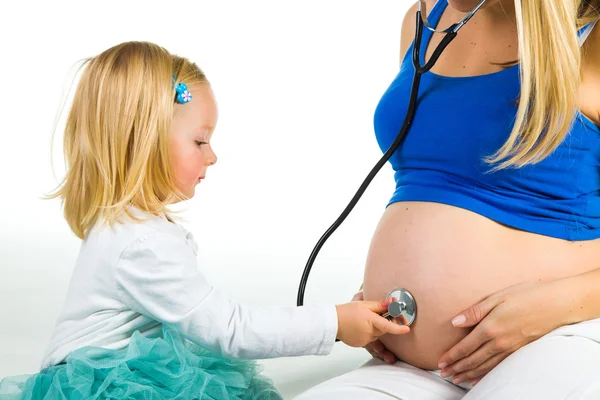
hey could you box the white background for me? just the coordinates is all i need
[0,1,411,397]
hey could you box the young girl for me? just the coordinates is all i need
[0,41,409,399]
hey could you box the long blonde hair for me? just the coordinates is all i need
[486,0,600,169]
[49,41,208,239]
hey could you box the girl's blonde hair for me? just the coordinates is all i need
[50,41,208,239]
[486,0,600,169]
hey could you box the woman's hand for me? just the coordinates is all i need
[351,289,399,364]
[437,280,571,385]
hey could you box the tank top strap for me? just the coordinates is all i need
[419,0,449,65]
[579,20,598,46]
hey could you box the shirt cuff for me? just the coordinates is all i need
[314,304,338,355]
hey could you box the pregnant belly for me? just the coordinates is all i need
[362,202,600,370]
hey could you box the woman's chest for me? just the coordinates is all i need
[374,64,600,201]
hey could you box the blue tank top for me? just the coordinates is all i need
[373,0,600,241]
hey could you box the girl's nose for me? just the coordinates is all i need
[206,148,217,166]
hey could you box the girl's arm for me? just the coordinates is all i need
[115,232,338,359]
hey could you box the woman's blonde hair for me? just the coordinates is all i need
[486,0,600,169]
[49,41,208,239]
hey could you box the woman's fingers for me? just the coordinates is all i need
[365,340,397,364]
[352,291,364,302]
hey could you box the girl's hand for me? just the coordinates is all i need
[352,290,399,364]
[437,281,569,385]
[336,296,410,348]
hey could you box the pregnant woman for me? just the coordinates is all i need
[298,0,600,398]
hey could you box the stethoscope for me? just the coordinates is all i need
[297,0,488,328]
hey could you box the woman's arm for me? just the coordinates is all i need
[561,267,600,324]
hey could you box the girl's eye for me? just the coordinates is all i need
[195,141,208,147]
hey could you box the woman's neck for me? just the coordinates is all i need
[479,0,516,22]
[447,0,516,28]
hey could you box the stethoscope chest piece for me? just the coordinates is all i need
[385,288,417,326]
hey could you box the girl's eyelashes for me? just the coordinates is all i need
[195,140,208,147]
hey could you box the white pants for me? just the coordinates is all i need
[296,318,600,400]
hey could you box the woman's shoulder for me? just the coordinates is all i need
[400,2,420,63]
[399,1,437,64]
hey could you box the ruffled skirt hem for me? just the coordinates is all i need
[0,326,282,400]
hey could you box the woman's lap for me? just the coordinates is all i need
[296,319,600,400]
[464,319,600,400]
[295,358,466,400]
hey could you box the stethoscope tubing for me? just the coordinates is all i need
[296,1,488,327]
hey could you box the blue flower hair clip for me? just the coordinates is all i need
[172,74,192,104]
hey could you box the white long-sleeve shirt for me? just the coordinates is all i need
[40,208,338,369]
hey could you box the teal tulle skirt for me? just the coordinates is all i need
[0,326,282,400]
